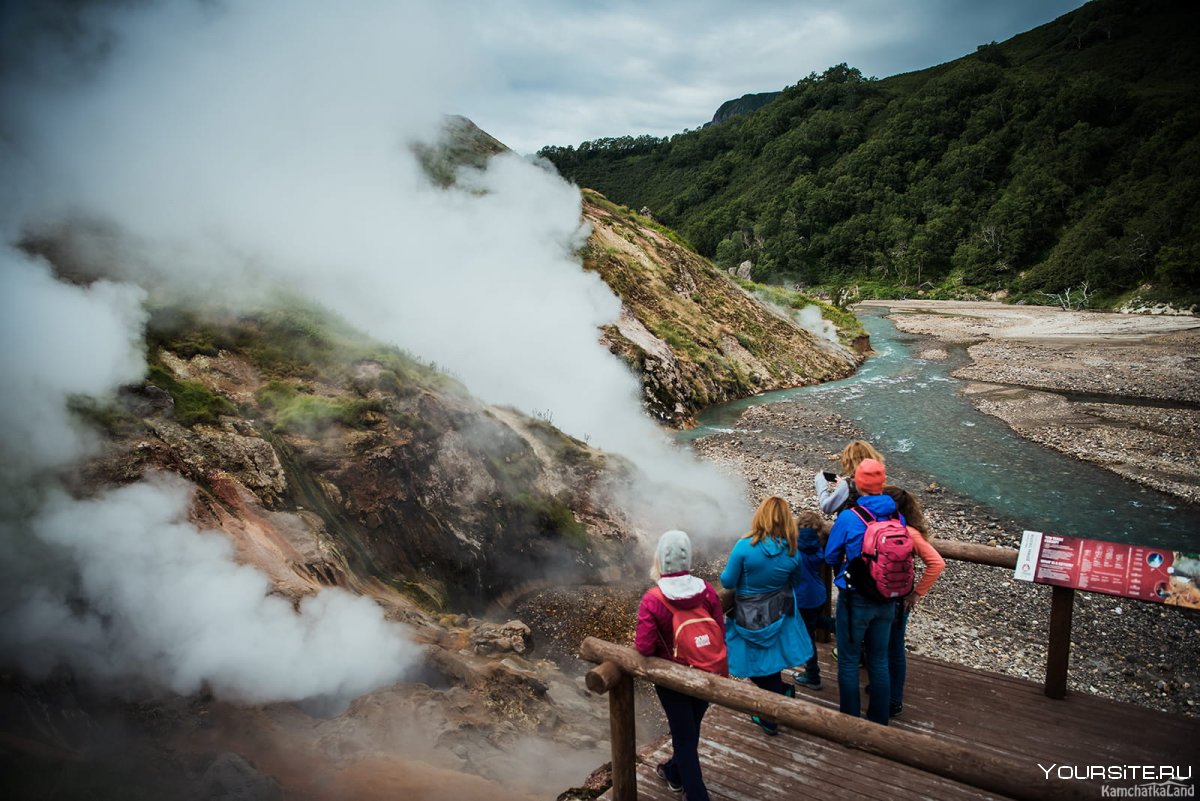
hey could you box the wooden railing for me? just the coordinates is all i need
[581,637,1091,801]
[581,536,1177,800]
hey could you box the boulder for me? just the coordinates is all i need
[469,620,533,656]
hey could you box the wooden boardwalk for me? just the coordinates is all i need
[602,650,1197,800]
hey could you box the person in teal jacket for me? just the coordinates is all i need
[720,496,814,736]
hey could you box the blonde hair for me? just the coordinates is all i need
[840,440,885,477]
[745,496,798,556]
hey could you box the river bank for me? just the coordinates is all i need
[859,300,1200,505]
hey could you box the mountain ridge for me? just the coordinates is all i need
[539,0,1200,310]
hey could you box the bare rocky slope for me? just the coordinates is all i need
[583,189,860,426]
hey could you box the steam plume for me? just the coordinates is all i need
[0,0,749,702]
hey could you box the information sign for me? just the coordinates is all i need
[1014,531,1200,610]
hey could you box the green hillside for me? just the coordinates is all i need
[539,0,1200,309]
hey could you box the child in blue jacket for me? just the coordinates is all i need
[791,510,829,690]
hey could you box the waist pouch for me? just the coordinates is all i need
[734,586,793,631]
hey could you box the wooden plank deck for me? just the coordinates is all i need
[601,649,1197,800]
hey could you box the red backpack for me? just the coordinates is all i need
[649,586,729,676]
[847,505,915,602]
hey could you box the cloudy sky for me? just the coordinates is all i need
[450,0,1088,153]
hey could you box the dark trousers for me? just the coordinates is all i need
[750,672,787,695]
[799,605,824,679]
[749,672,789,726]
[655,684,711,801]
[890,606,910,707]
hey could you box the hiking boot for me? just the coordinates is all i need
[655,762,683,793]
[889,702,904,718]
[750,714,779,736]
[792,670,822,691]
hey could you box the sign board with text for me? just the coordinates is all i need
[1014,531,1200,610]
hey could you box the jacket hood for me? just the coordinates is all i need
[798,527,822,554]
[855,492,899,519]
[657,574,707,606]
[756,537,789,557]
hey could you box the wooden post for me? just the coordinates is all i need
[580,637,1092,801]
[586,660,637,801]
[1045,586,1075,699]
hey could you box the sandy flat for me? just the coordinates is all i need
[859,299,1200,341]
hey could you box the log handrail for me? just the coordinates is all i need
[931,538,1018,568]
[580,637,1092,801]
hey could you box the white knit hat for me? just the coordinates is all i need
[656,529,692,574]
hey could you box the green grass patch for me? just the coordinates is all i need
[582,188,693,249]
[66,395,143,436]
[255,380,383,434]
[515,493,589,549]
[146,363,235,426]
[734,278,866,339]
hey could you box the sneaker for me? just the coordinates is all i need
[750,714,779,736]
[655,762,683,793]
[889,702,904,718]
[792,671,822,691]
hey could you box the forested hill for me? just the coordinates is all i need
[539,0,1200,310]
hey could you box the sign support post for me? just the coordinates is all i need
[1045,586,1074,699]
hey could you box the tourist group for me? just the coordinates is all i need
[634,441,945,800]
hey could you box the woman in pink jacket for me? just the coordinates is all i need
[635,529,725,801]
[888,486,944,719]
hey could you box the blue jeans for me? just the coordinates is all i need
[890,606,909,707]
[655,685,711,801]
[836,590,895,725]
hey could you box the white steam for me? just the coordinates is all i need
[0,250,146,486]
[0,0,750,704]
[0,246,418,702]
[796,303,841,344]
[5,475,412,702]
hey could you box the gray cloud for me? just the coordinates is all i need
[450,0,1088,152]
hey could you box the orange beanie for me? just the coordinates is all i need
[854,458,886,495]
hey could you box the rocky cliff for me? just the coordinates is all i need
[582,190,859,426]
[93,299,636,613]
[1,294,625,798]
[708,90,781,125]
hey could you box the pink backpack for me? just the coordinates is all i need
[848,505,915,601]
[650,586,729,675]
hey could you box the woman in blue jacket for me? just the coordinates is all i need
[721,496,814,735]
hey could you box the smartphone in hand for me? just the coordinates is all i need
[822,471,838,482]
